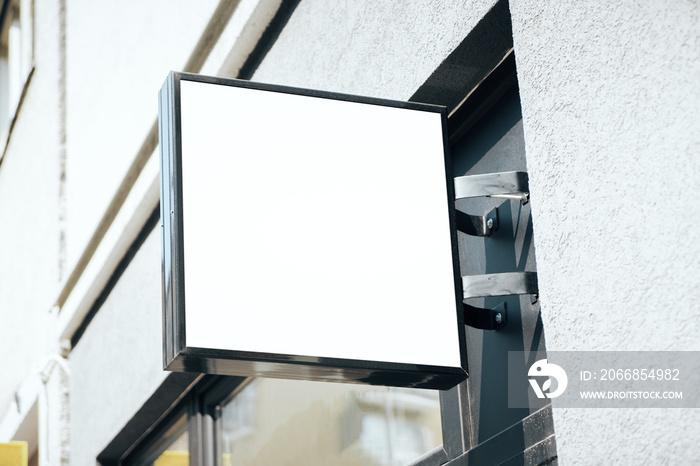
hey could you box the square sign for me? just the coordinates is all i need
[159,72,466,389]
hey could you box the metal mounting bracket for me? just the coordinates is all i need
[461,272,538,330]
[455,173,535,330]
[454,171,530,204]
[464,302,507,330]
[462,272,538,299]
[455,207,498,237]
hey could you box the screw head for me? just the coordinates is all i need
[495,312,503,324]
[486,218,494,229]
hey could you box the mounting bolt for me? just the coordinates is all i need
[495,312,503,324]
[486,218,494,229]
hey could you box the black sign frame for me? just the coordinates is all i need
[158,71,467,390]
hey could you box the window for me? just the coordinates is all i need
[117,376,442,466]
[215,379,441,466]
[0,0,33,152]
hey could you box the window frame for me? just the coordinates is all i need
[124,408,189,466]
[0,0,35,162]
[117,375,448,466]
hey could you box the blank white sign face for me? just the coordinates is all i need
[160,73,465,388]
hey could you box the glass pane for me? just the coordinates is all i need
[217,379,441,466]
[134,415,189,466]
[153,429,188,466]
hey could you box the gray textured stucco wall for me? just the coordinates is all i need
[509,0,700,462]
[254,0,499,100]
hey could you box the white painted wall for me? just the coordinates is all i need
[509,0,700,462]
[0,0,63,423]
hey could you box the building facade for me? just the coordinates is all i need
[0,0,698,464]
